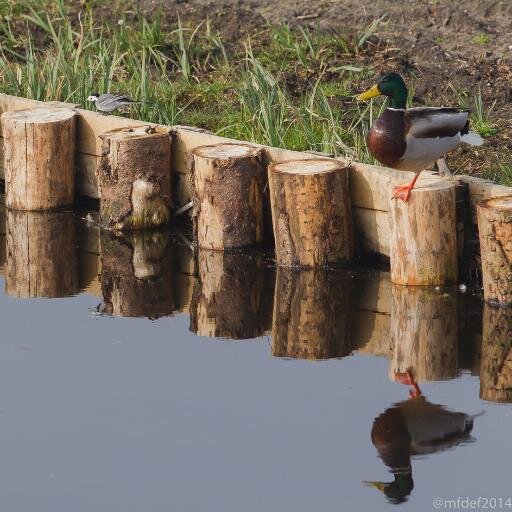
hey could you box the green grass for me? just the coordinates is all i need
[483,164,512,187]
[0,2,380,161]
[0,0,509,181]
[473,33,491,45]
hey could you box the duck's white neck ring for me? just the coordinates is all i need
[387,107,406,112]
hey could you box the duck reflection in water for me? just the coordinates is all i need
[366,369,475,504]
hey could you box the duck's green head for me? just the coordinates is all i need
[365,472,414,504]
[357,72,408,109]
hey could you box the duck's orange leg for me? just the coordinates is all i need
[392,172,421,202]
[394,369,422,398]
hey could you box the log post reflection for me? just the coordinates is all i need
[100,230,173,318]
[5,210,78,298]
[389,285,457,382]
[271,267,352,360]
[189,250,272,339]
[480,304,512,403]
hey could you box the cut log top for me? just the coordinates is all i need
[404,178,455,194]
[270,159,343,174]
[99,125,170,141]
[191,143,261,160]
[1,107,75,123]
[478,195,512,210]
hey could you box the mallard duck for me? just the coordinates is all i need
[365,369,475,504]
[356,73,484,202]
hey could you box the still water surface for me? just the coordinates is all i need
[0,207,510,511]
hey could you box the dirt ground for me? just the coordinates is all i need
[139,0,512,103]
[135,0,512,175]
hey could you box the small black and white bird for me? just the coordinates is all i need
[86,93,140,114]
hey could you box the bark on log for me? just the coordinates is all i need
[271,267,352,359]
[268,159,353,267]
[189,143,265,250]
[480,304,512,403]
[389,181,458,285]
[389,285,457,382]
[5,210,78,297]
[189,250,272,339]
[100,230,173,318]
[1,108,76,210]
[476,196,512,305]
[98,126,171,231]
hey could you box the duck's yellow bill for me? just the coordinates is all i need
[363,481,387,493]
[356,84,381,101]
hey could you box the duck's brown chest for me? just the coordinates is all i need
[367,109,407,168]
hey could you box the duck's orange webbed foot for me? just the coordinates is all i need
[391,184,414,202]
[394,369,422,398]
[391,173,421,203]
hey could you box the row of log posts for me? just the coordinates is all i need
[2,106,510,294]
[1,108,173,230]
[0,108,464,287]
[0,207,510,402]
[1,107,511,401]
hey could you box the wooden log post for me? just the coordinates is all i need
[98,126,172,231]
[476,196,512,305]
[5,210,78,297]
[189,143,265,250]
[189,250,272,339]
[271,267,352,359]
[268,159,354,267]
[389,181,458,286]
[1,108,76,210]
[389,285,458,382]
[480,304,512,403]
[100,230,173,318]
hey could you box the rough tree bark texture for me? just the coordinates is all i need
[268,159,353,267]
[389,285,457,382]
[189,143,265,250]
[477,196,512,305]
[98,126,171,231]
[5,210,78,297]
[271,267,352,360]
[189,250,273,339]
[389,181,458,285]
[100,230,173,318]
[480,304,512,403]
[1,108,76,210]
